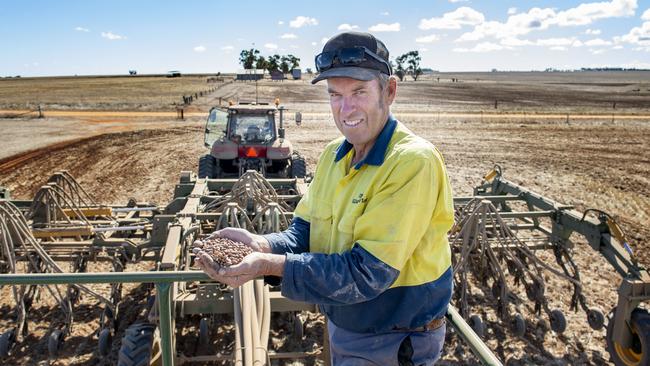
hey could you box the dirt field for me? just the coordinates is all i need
[0,73,649,365]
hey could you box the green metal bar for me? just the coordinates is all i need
[446,306,503,366]
[157,282,174,366]
[0,270,209,285]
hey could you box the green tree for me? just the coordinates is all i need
[280,56,291,74]
[255,55,267,70]
[404,50,422,81]
[239,48,260,69]
[266,54,281,72]
[394,55,407,81]
[287,54,300,69]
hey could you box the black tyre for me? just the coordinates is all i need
[0,329,15,357]
[290,154,307,178]
[511,313,526,337]
[588,308,606,330]
[198,154,216,179]
[607,307,650,366]
[549,309,567,333]
[199,318,210,347]
[48,329,64,358]
[469,314,485,338]
[98,328,112,356]
[118,323,161,366]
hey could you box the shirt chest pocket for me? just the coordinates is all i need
[309,200,333,253]
[335,210,363,249]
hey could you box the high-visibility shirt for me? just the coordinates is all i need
[264,116,454,333]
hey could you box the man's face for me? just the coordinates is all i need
[326,77,395,150]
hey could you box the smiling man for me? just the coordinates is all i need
[195,31,454,365]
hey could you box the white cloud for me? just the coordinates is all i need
[500,37,533,46]
[550,46,568,51]
[643,8,650,20]
[289,16,318,28]
[453,42,509,52]
[75,26,89,32]
[369,22,401,32]
[419,47,429,52]
[585,28,602,35]
[193,45,206,52]
[507,7,517,15]
[536,37,578,46]
[416,34,440,43]
[338,23,359,31]
[290,45,299,49]
[381,11,390,16]
[264,43,278,50]
[280,33,297,39]
[278,20,284,25]
[101,31,126,40]
[590,48,606,54]
[554,0,636,26]
[420,7,485,30]
[457,0,637,42]
[311,41,317,46]
[584,38,613,46]
[612,44,624,49]
[221,45,234,51]
[619,21,650,45]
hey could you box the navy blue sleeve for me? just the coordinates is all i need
[280,243,400,305]
[262,217,310,255]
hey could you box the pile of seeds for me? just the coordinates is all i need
[194,237,253,267]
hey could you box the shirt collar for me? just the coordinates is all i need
[334,115,397,169]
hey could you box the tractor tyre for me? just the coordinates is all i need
[607,307,650,366]
[290,154,307,178]
[198,155,216,179]
[117,323,161,366]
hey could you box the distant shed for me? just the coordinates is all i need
[270,70,285,81]
[236,69,264,81]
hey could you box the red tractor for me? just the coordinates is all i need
[199,102,307,179]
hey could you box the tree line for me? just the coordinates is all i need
[239,49,300,74]
[238,48,424,80]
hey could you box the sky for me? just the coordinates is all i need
[1,0,649,77]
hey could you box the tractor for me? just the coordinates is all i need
[199,101,307,179]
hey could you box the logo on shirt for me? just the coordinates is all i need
[352,193,368,204]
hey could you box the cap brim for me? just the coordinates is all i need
[311,67,381,84]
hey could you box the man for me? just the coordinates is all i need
[195,31,454,365]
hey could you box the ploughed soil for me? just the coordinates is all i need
[0,74,649,365]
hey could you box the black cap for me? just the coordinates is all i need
[312,31,391,84]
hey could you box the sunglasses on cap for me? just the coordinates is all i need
[315,46,392,75]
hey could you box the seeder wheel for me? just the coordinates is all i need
[48,329,65,358]
[607,308,650,366]
[0,329,16,357]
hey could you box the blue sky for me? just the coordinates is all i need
[1,0,649,76]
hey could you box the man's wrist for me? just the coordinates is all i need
[256,235,272,253]
[262,253,285,277]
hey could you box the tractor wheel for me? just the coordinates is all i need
[198,155,216,179]
[118,323,162,366]
[607,308,650,366]
[290,154,307,178]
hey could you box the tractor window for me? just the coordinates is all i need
[231,115,275,143]
[204,108,228,147]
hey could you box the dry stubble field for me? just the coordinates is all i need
[0,72,649,365]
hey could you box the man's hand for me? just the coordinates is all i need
[195,227,271,253]
[193,249,285,288]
